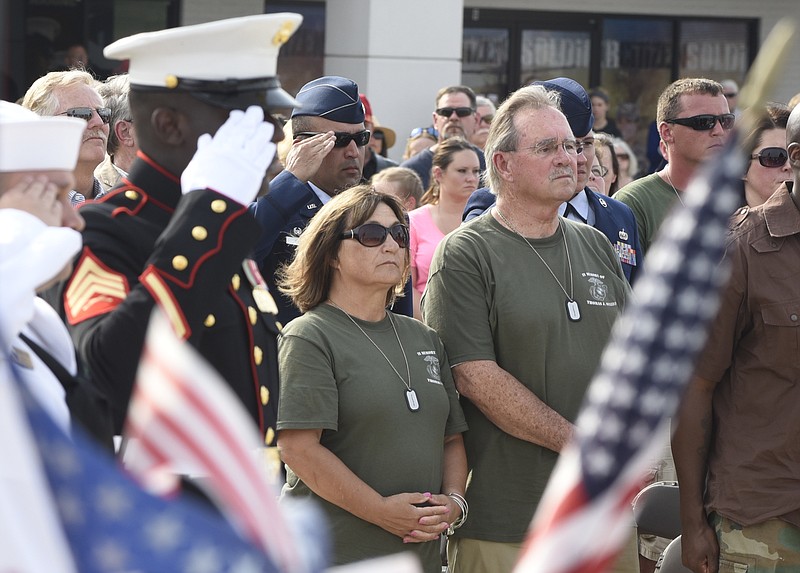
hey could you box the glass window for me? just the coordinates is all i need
[679,20,749,85]
[462,27,509,101]
[601,18,673,173]
[519,29,591,88]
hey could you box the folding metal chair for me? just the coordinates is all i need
[632,480,681,539]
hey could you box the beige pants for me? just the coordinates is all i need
[446,527,639,573]
[447,538,522,573]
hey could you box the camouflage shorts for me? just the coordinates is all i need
[711,512,800,573]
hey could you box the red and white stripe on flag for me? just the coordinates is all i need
[124,310,304,573]
[514,419,670,572]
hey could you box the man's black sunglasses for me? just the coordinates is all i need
[665,113,735,131]
[295,130,371,148]
[57,106,112,124]
[341,223,410,248]
[435,107,475,118]
[751,147,788,168]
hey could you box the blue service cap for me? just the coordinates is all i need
[531,77,594,137]
[291,76,365,124]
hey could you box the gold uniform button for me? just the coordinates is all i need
[191,226,208,241]
[164,74,179,89]
[204,314,216,327]
[254,345,263,365]
[172,255,188,271]
[211,199,227,213]
[248,306,258,325]
[124,190,139,201]
[260,386,270,405]
[265,427,275,446]
[231,274,241,291]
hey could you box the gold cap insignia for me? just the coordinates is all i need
[273,21,294,46]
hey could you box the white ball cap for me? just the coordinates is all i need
[0,101,86,173]
[104,13,302,90]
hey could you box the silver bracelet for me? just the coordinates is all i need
[446,492,468,535]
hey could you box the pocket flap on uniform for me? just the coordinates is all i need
[761,301,800,327]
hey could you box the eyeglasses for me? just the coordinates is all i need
[751,147,788,168]
[295,130,371,148]
[665,113,735,131]
[590,165,609,177]
[435,107,475,118]
[410,126,438,139]
[479,114,493,126]
[57,107,112,124]
[514,138,583,157]
[341,223,410,248]
[372,131,385,140]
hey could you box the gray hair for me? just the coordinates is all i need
[97,74,132,156]
[475,95,497,114]
[484,85,561,193]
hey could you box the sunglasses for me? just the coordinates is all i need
[295,130,371,148]
[435,107,475,118]
[341,223,410,248]
[57,106,112,124]
[665,113,735,131]
[479,114,494,126]
[410,126,438,139]
[751,147,788,168]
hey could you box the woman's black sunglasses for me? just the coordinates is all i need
[58,107,112,124]
[751,147,789,168]
[341,223,410,248]
[295,130,371,148]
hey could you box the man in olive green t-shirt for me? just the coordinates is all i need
[615,78,733,256]
[423,84,630,573]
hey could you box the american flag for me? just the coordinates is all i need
[4,359,284,573]
[513,133,745,572]
[123,310,327,573]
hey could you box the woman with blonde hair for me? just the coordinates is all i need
[277,185,468,570]
[612,136,639,190]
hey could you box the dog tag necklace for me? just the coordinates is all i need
[495,208,581,322]
[328,301,419,412]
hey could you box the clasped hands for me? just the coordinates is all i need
[377,492,461,544]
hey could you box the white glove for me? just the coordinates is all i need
[180,106,276,205]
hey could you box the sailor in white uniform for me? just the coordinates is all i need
[0,100,86,432]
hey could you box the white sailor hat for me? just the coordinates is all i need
[103,13,302,110]
[0,100,85,173]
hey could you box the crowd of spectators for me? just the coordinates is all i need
[4,12,800,573]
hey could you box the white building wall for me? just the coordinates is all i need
[325,0,465,163]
